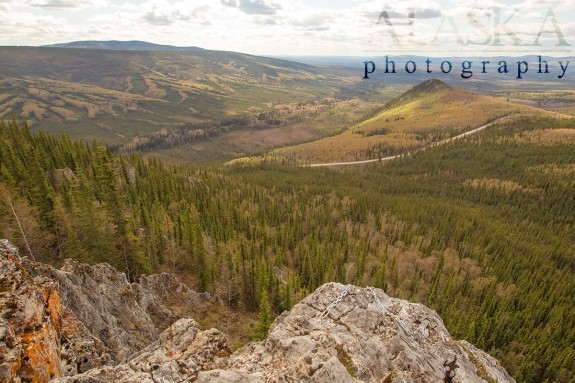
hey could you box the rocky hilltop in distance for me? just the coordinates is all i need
[0,239,515,383]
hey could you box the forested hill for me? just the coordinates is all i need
[268,78,560,164]
[1,114,575,382]
[42,40,204,51]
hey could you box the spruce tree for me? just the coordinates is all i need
[252,289,273,341]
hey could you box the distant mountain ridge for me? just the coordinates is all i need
[42,40,203,51]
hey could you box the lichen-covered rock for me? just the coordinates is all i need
[22,258,159,363]
[212,283,515,383]
[23,258,226,364]
[52,318,234,383]
[134,273,213,333]
[0,240,110,383]
[458,340,516,383]
[59,306,112,377]
[62,283,514,383]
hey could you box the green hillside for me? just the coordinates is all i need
[0,47,388,162]
[260,79,564,164]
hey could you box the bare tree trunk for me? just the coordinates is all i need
[5,193,35,260]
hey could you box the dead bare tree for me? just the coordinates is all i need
[5,193,35,261]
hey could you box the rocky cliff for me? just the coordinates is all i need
[0,240,110,382]
[0,240,515,383]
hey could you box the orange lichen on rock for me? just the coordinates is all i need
[19,321,62,382]
[1,240,63,383]
[0,239,110,382]
[48,288,63,334]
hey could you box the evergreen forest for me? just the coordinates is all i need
[1,115,574,382]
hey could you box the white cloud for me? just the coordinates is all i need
[91,0,214,26]
[0,10,65,26]
[26,0,109,10]
[140,0,210,25]
[289,10,334,32]
[450,0,506,9]
[249,14,280,25]
[358,0,442,19]
[221,0,282,15]
[514,0,575,12]
[0,10,67,43]
[525,11,544,19]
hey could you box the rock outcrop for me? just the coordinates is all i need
[22,258,159,364]
[199,283,515,383]
[0,240,110,383]
[1,240,516,383]
[1,240,231,382]
[21,257,225,364]
[50,283,516,383]
[53,319,234,383]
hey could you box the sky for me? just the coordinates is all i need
[1,0,574,56]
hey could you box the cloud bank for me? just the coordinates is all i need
[0,0,573,56]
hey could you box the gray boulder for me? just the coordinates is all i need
[213,282,515,383]
[54,282,515,383]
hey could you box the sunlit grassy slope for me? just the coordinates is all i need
[266,79,566,164]
[0,47,371,146]
[139,97,391,164]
